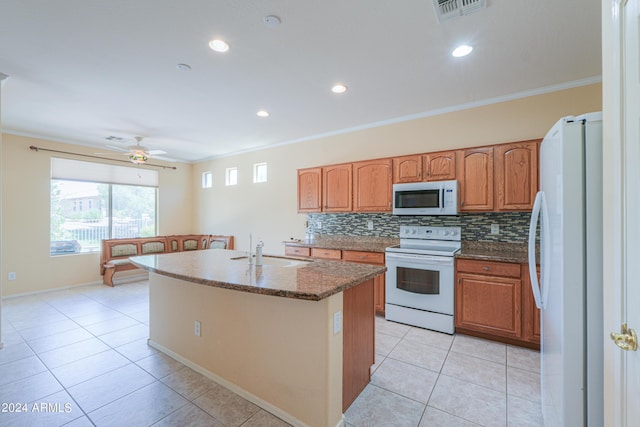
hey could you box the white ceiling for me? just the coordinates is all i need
[0,0,601,163]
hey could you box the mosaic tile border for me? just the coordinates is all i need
[306,212,533,243]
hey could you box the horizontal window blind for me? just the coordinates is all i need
[51,158,158,187]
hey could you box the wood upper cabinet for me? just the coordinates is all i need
[353,159,393,212]
[393,155,423,183]
[323,163,353,212]
[423,150,456,181]
[457,147,494,211]
[495,140,539,211]
[392,151,456,183]
[297,167,322,213]
[455,259,522,339]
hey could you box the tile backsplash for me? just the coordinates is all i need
[306,212,533,243]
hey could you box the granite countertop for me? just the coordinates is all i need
[456,241,537,264]
[130,249,386,302]
[284,235,399,253]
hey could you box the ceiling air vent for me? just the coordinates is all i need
[433,0,486,23]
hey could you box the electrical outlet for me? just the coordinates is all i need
[317,221,322,229]
[333,311,342,335]
[490,224,500,235]
[367,220,374,230]
[7,272,16,281]
[194,320,201,337]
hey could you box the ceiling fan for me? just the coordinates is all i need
[101,136,176,164]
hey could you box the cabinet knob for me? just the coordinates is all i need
[482,266,490,271]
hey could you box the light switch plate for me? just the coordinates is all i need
[194,320,201,337]
[490,224,500,235]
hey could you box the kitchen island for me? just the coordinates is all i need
[131,249,385,427]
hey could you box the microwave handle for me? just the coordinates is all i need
[441,186,444,210]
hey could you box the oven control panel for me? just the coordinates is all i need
[399,226,461,241]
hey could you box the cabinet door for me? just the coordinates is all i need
[297,167,322,213]
[343,250,386,315]
[522,265,541,344]
[392,155,423,183]
[374,274,386,315]
[353,159,393,212]
[457,147,494,211]
[424,151,456,181]
[495,140,539,211]
[323,163,353,212]
[455,273,522,339]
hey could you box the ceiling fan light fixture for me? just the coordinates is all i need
[128,151,149,164]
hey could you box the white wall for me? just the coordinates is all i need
[194,83,603,255]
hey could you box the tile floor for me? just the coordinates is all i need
[0,280,543,427]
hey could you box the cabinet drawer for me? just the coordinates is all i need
[342,250,384,265]
[285,246,310,257]
[311,248,342,260]
[456,259,521,278]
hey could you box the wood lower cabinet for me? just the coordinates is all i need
[495,140,539,211]
[284,245,386,315]
[310,247,342,260]
[455,258,540,349]
[323,163,352,212]
[343,250,386,315]
[457,147,494,211]
[342,278,375,411]
[523,265,541,344]
[353,159,393,212]
[423,150,456,181]
[297,167,322,213]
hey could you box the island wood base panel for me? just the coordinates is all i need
[148,272,375,427]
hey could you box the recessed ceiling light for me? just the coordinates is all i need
[331,84,348,94]
[256,110,270,117]
[452,45,473,57]
[209,39,230,53]
[176,63,192,71]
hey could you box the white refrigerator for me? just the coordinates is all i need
[528,112,603,427]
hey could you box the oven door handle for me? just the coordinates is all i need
[386,253,453,264]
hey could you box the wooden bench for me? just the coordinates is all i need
[100,234,234,286]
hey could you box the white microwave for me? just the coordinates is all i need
[392,180,458,215]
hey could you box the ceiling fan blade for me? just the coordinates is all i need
[104,145,129,152]
[147,149,167,155]
[153,155,178,162]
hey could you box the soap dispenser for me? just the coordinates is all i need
[255,241,264,266]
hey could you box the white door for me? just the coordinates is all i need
[603,0,640,425]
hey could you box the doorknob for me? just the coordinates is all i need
[610,324,638,351]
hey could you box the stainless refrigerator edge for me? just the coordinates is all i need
[528,112,604,427]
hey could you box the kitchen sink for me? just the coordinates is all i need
[230,255,312,268]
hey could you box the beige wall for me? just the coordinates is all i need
[1,134,194,296]
[149,273,343,427]
[194,83,603,254]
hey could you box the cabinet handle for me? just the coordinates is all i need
[359,256,365,259]
[483,266,490,271]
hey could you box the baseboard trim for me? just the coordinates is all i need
[148,340,343,427]
[2,280,104,299]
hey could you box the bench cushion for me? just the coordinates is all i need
[209,239,228,249]
[142,241,166,254]
[110,244,137,257]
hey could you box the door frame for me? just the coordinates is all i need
[602,0,628,425]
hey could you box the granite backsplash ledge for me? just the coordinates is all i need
[306,212,534,243]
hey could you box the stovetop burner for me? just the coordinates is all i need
[385,226,461,256]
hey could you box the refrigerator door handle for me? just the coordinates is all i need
[528,191,545,309]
